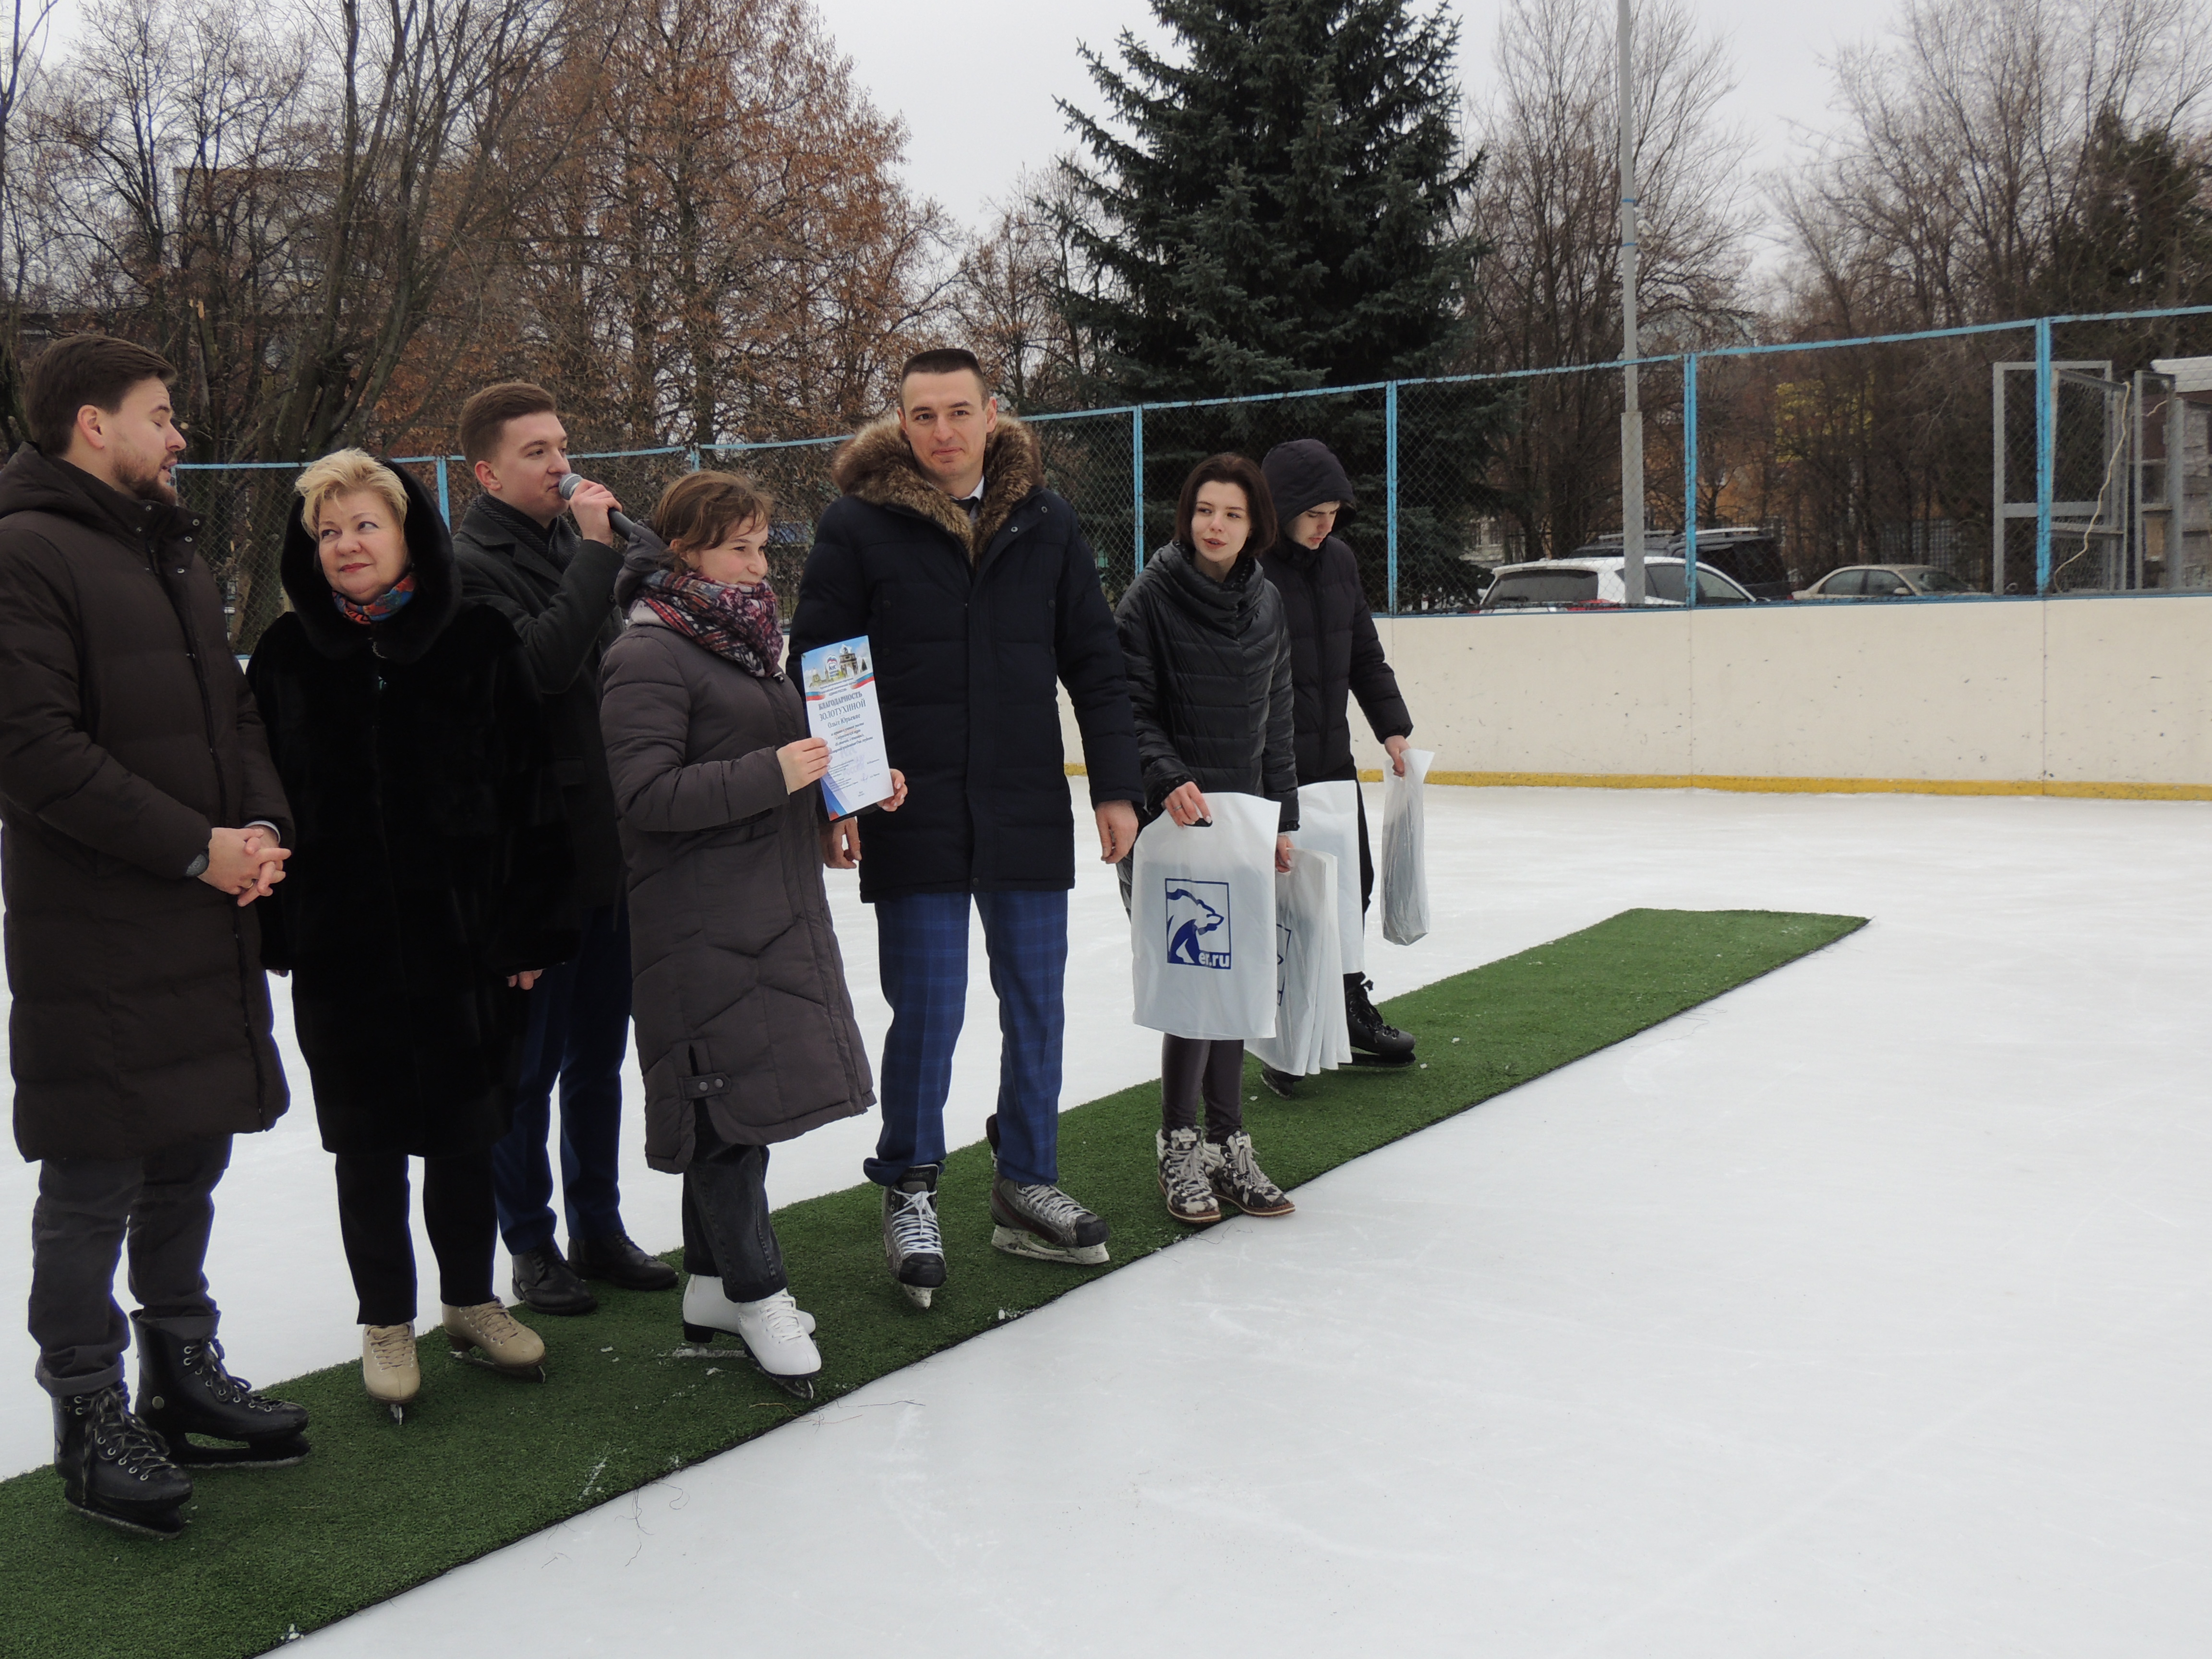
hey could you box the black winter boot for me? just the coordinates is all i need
[570,1231,680,1292]
[1345,974,1416,1064]
[53,1384,192,1539]
[133,1317,311,1468]
[512,1242,598,1315]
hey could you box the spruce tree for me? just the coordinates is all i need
[1058,0,1504,608]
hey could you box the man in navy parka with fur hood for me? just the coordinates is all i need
[788,348,1141,1305]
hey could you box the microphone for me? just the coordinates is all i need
[557,470,645,545]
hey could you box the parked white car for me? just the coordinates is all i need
[1792,564,1977,601]
[1476,555,1757,613]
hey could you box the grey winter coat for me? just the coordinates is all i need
[600,609,874,1169]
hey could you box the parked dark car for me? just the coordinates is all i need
[1574,529,1795,601]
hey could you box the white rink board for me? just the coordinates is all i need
[8,783,2212,1654]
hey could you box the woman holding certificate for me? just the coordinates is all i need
[599,471,903,1398]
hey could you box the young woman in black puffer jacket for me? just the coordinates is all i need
[1114,454,1299,1227]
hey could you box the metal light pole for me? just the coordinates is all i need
[1617,0,1645,605]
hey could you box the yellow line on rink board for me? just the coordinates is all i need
[1063,763,2212,801]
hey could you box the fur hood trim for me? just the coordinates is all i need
[831,411,1044,561]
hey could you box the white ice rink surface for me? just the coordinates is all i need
[9,782,2212,1653]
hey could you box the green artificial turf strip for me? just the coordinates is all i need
[0,907,1862,1658]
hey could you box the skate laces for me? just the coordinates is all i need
[365,1324,416,1370]
[1009,1180,1093,1233]
[755,1290,806,1343]
[1353,978,1406,1038]
[181,1337,256,1405]
[1218,1133,1275,1193]
[84,1390,173,1476]
[888,1183,943,1258]
[464,1302,525,1344]
[1160,1132,1212,1205]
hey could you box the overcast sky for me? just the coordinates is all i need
[820,0,1906,238]
[39,0,1909,241]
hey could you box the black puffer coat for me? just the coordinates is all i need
[1114,543,1298,833]
[248,464,578,1157]
[788,413,1142,903]
[1258,440,1413,784]
[452,496,627,909]
[601,609,874,1168]
[0,448,292,1161]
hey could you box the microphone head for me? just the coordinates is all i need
[557,471,585,502]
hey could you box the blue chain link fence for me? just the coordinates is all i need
[184,305,2212,650]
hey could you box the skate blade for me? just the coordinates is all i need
[734,1346,820,1397]
[884,1241,947,1292]
[676,1324,821,1393]
[1347,1051,1416,1067]
[65,1497,184,1540]
[448,1351,546,1382]
[899,1284,934,1309]
[672,1342,818,1397]
[166,1434,311,1469]
[990,1226,1109,1267]
[388,1402,408,1426]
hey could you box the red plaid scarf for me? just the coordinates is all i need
[638,566,783,678]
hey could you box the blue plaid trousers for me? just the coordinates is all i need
[866,889,1068,1190]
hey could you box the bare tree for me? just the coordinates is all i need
[0,0,58,446]
[26,0,575,463]
[31,0,316,457]
[946,165,1099,411]
[487,0,948,454]
[1778,0,2212,332]
[264,0,578,460]
[1461,0,1755,557]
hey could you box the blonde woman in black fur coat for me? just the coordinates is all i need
[248,450,578,1416]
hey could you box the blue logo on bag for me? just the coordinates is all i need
[1165,880,1231,969]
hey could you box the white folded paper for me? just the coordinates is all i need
[801,635,894,819]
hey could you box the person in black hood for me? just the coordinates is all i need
[1116,454,1298,1226]
[1258,439,1418,1086]
[248,450,579,1415]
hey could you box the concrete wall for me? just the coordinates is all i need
[1062,592,2212,796]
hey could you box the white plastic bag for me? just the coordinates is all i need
[1293,780,1366,975]
[1130,791,1280,1041]
[1248,847,1342,1076]
[1380,747,1434,946]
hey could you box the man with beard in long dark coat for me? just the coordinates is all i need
[0,336,309,1539]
